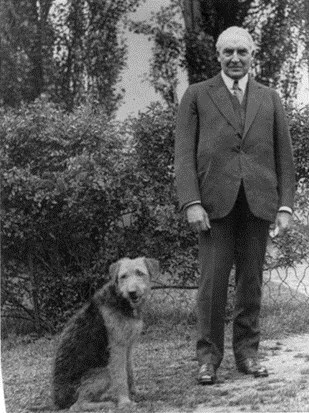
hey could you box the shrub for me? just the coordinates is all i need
[125,102,199,283]
[1,99,136,332]
[1,99,308,334]
[288,105,309,184]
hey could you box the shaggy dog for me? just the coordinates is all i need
[52,257,158,411]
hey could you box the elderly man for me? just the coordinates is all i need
[174,26,295,384]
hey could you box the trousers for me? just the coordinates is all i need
[196,183,270,367]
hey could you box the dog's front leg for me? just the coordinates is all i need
[109,345,133,408]
[127,343,137,397]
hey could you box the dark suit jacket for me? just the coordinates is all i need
[174,73,295,222]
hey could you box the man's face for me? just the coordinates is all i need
[217,35,254,79]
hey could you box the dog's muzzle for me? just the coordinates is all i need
[128,291,141,304]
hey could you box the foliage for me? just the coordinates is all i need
[0,0,142,114]
[127,102,199,283]
[139,0,308,106]
[0,100,196,333]
[305,0,309,69]
[130,1,185,107]
[267,185,309,269]
[130,0,255,104]
[0,0,55,105]
[181,0,255,83]
[1,97,309,334]
[288,105,309,183]
[1,99,135,331]
[52,0,142,113]
[247,0,307,103]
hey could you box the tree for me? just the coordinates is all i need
[130,1,185,107]
[134,0,307,106]
[303,0,309,83]
[181,0,255,83]
[52,0,142,113]
[247,0,307,103]
[0,0,54,106]
[0,98,136,331]
[131,0,255,100]
[0,0,142,115]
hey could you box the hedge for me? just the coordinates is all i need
[1,99,308,333]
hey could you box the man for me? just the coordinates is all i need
[174,26,295,384]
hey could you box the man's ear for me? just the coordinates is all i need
[144,258,160,278]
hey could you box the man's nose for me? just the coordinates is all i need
[231,51,240,61]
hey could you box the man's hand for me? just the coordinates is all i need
[273,211,293,237]
[186,204,211,232]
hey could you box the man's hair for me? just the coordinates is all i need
[216,26,255,52]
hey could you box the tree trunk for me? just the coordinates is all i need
[181,0,254,84]
[304,0,309,86]
[28,251,41,333]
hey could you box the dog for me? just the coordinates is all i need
[52,257,159,411]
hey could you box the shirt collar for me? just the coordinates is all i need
[220,70,249,92]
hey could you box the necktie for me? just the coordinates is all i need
[232,80,243,104]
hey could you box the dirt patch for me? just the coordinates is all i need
[188,334,309,413]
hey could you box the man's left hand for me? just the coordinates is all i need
[274,211,293,236]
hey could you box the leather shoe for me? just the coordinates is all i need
[237,358,268,377]
[197,363,217,385]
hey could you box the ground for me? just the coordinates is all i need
[190,333,309,413]
[2,263,309,412]
[3,328,309,413]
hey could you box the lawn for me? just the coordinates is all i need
[2,280,309,413]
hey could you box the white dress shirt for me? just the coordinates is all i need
[221,70,248,97]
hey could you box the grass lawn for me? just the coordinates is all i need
[2,280,309,413]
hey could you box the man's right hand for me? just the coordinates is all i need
[186,204,211,232]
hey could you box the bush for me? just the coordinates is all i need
[1,99,136,332]
[125,102,199,283]
[288,105,309,184]
[1,99,308,334]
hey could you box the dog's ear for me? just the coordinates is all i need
[144,258,160,278]
[109,261,121,282]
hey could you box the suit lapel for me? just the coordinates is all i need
[206,74,240,132]
[206,74,265,138]
[243,79,264,138]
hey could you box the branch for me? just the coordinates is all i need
[152,284,197,290]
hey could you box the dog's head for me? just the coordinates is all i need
[109,257,159,308]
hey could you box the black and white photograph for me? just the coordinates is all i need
[1,0,309,412]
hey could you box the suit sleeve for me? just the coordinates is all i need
[174,86,201,210]
[272,90,296,209]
